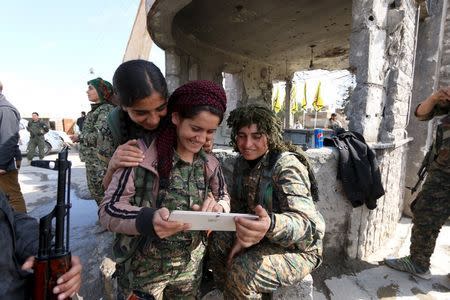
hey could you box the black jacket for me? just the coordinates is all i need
[324,131,385,209]
[0,191,39,299]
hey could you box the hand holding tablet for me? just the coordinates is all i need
[168,210,258,231]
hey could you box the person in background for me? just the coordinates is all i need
[208,104,324,299]
[26,112,49,161]
[76,111,86,132]
[325,113,343,131]
[70,78,115,205]
[99,80,230,299]
[384,87,450,279]
[294,119,304,129]
[0,191,82,300]
[0,80,27,213]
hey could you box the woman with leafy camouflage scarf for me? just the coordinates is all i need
[70,77,114,205]
[208,104,324,299]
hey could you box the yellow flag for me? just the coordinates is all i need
[290,83,299,113]
[272,84,285,113]
[301,81,307,110]
[312,81,324,111]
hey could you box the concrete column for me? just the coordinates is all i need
[165,47,181,93]
[348,0,389,143]
[188,57,199,81]
[404,0,448,214]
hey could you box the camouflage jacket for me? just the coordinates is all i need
[26,120,48,138]
[232,151,325,254]
[79,102,114,161]
[415,102,450,173]
[99,139,230,236]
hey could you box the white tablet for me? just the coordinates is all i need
[168,210,259,231]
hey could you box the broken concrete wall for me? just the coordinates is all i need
[306,149,354,260]
[347,142,410,259]
[379,0,418,142]
[348,0,418,143]
[439,1,450,87]
[346,0,418,259]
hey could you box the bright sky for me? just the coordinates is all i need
[0,0,165,119]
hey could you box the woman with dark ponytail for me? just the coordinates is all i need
[99,80,230,299]
[98,59,169,189]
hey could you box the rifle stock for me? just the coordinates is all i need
[407,145,433,195]
[31,147,72,300]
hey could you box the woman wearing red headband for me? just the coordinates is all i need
[99,80,230,300]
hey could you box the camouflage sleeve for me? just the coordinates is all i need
[265,154,324,248]
[81,104,113,148]
[97,118,117,161]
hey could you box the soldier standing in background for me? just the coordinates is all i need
[71,78,114,205]
[76,111,86,132]
[26,112,49,161]
[385,87,450,279]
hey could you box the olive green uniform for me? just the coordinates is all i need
[410,103,450,270]
[26,120,48,160]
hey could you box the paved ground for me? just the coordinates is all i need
[18,149,450,299]
[313,218,450,299]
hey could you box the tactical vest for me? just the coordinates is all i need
[235,151,318,215]
[429,114,450,172]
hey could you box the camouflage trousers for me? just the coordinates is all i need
[0,169,26,213]
[26,137,46,160]
[410,170,450,270]
[208,232,320,299]
[117,241,205,300]
[85,159,107,205]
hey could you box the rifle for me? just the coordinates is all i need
[31,147,72,300]
[407,146,433,195]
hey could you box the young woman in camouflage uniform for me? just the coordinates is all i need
[208,104,325,299]
[70,78,114,205]
[98,60,169,191]
[385,87,450,279]
[99,80,230,300]
[99,60,216,192]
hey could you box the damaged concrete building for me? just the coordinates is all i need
[144,0,447,262]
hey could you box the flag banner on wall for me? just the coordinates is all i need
[312,81,324,111]
[301,81,307,110]
[272,84,285,113]
[291,83,299,113]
